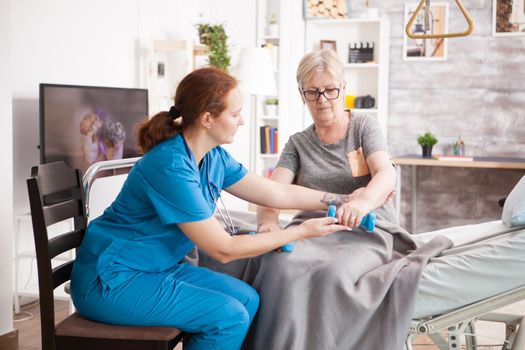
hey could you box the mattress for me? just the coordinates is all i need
[413,220,525,318]
[222,210,525,320]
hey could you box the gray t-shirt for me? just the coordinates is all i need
[277,113,397,223]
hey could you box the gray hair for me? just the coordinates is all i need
[296,49,345,89]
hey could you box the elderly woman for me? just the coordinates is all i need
[243,50,450,350]
[258,50,397,232]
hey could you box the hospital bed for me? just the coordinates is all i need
[408,222,525,350]
[83,158,525,350]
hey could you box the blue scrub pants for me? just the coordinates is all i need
[73,263,260,350]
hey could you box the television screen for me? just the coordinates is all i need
[39,83,148,174]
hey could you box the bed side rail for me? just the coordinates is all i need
[82,157,141,217]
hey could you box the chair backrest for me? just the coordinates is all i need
[26,161,87,350]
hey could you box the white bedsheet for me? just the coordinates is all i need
[413,221,525,318]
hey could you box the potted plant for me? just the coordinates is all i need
[417,132,438,157]
[264,98,278,117]
[268,13,279,37]
[196,23,231,71]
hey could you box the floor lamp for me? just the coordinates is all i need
[235,47,277,172]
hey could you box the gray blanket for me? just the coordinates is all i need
[200,211,452,350]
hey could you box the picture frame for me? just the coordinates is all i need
[492,0,525,36]
[303,0,351,20]
[403,2,449,61]
[320,40,337,52]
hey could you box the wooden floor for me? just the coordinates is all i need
[14,299,525,350]
[14,298,67,350]
[14,299,183,350]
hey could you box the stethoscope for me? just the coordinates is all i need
[205,154,239,235]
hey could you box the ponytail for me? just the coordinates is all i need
[136,111,182,154]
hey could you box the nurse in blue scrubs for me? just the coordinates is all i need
[71,67,350,350]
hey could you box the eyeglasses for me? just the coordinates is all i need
[302,87,341,101]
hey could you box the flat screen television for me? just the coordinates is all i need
[39,83,148,174]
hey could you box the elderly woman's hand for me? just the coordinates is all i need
[347,187,396,208]
[336,197,374,228]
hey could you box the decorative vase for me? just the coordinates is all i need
[421,145,433,158]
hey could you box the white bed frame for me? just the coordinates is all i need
[406,285,525,350]
[82,158,525,350]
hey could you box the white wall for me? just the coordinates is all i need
[11,0,256,216]
[0,0,14,337]
[7,0,256,330]
[12,0,141,216]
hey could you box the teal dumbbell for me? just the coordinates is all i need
[280,242,295,252]
[327,204,337,218]
[328,203,375,233]
[281,204,366,252]
[360,212,376,232]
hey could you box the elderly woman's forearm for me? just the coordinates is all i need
[361,168,396,208]
[257,206,281,227]
[265,182,345,210]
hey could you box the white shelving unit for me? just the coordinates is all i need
[304,18,390,138]
[251,4,390,179]
[254,0,286,178]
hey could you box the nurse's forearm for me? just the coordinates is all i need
[219,226,304,262]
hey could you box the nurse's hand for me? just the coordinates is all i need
[298,217,350,238]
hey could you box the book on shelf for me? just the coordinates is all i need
[274,129,278,153]
[259,126,266,154]
[264,127,270,154]
[269,128,275,154]
[259,126,278,154]
[433,155,474,161]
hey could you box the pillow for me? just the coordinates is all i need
[502,175,525,226]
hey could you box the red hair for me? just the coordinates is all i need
[136,67,237,153]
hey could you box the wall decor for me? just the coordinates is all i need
[493,0,525,36]
[320,39,337,51]
[403,2,449,61]
[303,0,350,19]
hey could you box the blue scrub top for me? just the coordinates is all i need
[73,134,247,291]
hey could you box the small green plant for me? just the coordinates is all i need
[417,132,438,147]
[196,23,231,71]
[264,98,278,105]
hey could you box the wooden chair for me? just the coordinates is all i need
[27,161,185,350]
